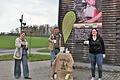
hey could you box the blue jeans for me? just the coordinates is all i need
[50,48,60,66]
[14,49,29,79]
[89,53,103,78]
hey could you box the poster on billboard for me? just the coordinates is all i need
[73,0,102,41]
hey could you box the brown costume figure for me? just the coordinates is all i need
[51,51,74,80]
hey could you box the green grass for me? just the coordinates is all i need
[0,36,17,49]
[0,36,49,49]
[37,48,49,52]
[27,36,49,48]
[29,54,50,62]
[0,54,50,62]
[0,54,13,61]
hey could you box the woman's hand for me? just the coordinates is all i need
[65,74,70,80]
[84,41,89,45]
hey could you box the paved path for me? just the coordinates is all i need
[0,61,120,80]
[0,61,50,80]
[0,48,50,55]
[0,49,14,54]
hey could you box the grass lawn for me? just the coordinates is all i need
[0,36,49,49]
[0,54,13,61]
[29,54,50,62]
[0,36,17,49]
[0,54,50,62]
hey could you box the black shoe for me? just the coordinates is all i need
[15,76,20,79]
[24,77,32,79]
[15,77,20,79]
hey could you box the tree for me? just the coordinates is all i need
[15,28,19,34]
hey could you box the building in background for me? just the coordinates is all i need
[58,0,120,65]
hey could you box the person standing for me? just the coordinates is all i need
[84,29,105,80]
[49,27,62,66]
[13,32,31,79]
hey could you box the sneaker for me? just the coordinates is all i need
[98,78,102,80]
[50,77,53,80]
[91,77,95,80]
[24,77,32,79]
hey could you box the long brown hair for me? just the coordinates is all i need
[19,31,26,36]
[89,28,100,38]
[50,27,60,40]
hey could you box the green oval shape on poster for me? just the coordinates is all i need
[62,11,76,43]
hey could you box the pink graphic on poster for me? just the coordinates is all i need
[74,0,102,24]
[73,0,102,41]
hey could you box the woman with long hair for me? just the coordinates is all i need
[13,32,31,79]
[84,28,105,80]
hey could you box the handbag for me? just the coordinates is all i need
[13,48,22,59]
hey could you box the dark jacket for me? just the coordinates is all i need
[88,36,105,54]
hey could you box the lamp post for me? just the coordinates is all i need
[19,15,23,32]
[19,15,26,32]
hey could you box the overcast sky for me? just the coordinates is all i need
[0,0,59,32]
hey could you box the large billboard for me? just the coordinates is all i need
[73,0,102,41]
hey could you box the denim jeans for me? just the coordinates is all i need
[14,49,29,79]
[50,48,60,66]
[89,53,103,78]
